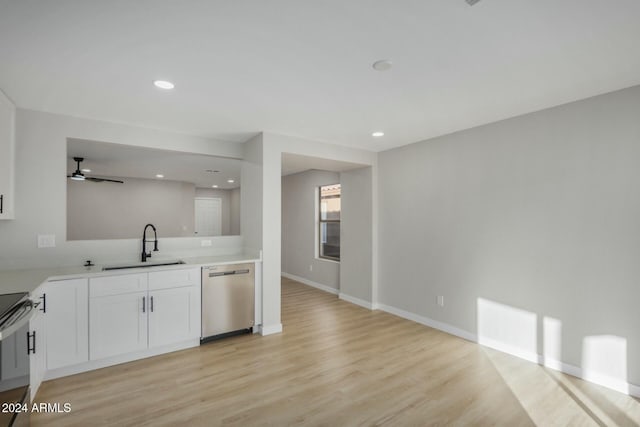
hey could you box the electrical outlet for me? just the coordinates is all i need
[201,240,212,247]
[309,265,313,272]
[37,234,56,248]
[437,296,444,307]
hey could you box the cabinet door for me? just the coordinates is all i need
[89,291,148,360]
[148,286,201,348]
[29,308,46,401]
[0,90,15,220]
[45,279,89,370]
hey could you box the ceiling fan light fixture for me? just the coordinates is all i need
[67,156,124,184]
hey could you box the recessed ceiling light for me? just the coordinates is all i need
[153,80,175,90]
[81,168,91,173]
[372,60,392,71]
[372,131,385,137]
[212,185,218,188]
[156,174,164,178]
[227,179,235,183]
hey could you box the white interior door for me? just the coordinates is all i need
[195,198,222,236]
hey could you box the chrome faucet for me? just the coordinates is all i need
[141,224,159,262]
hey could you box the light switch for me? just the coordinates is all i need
[37,234,56,248]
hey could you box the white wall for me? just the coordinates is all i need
[0,89,15,219]
[230,187,241,235]
[281,170,340,290]
[340,167,373,304]
[0,109,243,269]
[378,85,640,389]
[69,178,195,240]
[241,134,263,254]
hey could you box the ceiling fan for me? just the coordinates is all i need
[67,157,124,184]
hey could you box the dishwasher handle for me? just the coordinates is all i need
[208,269,250,278]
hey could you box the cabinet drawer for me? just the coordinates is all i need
[90,273,148,297]
[148,268,200,291]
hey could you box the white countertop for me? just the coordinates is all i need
[0,254,261,294]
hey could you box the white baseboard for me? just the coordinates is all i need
[261,323,283,336]
[375,302,640,398]
[478,336,540,364]
[44,339,199,381]
[339,292,374,310]
[376,303,476,342]
[281,272,339,295]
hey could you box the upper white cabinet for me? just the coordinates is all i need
[0,89,15,220]
[44,278,89,370]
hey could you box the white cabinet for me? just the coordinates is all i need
[44,278,89,370]
[90,291,148,360]
[148,268,201,347]
[0,89,15,220]
[89,268,200,361]
[89,274,148,360]
[148,286,200,348]
[29,286,46,400]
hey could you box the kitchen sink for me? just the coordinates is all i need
[102,260,186,271]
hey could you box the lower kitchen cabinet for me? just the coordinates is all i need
[29,286,46,400]
[44,278,89,370]
[27,267,204,383]
[89,273,148,360]
[89,268,200,361]
[148,285,200,348]
[90,290,148,360]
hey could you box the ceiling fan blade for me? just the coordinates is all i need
[86,177,124,184]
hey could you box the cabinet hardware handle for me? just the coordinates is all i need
[142,296,146,313]
[0,194,3,214]
[27,331,36,355]
[150,296,154,312]
[40,294,46,313]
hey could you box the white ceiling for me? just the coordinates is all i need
[2,1,640,152]
[67,139,241,189]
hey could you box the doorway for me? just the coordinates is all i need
[195,197,222,236]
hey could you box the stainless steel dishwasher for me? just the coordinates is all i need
[201,263,254,341]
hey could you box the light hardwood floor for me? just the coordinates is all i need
[33,277,640,426]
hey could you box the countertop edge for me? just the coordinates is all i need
[0,255,262,294]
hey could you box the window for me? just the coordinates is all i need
[318,184,340,261]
